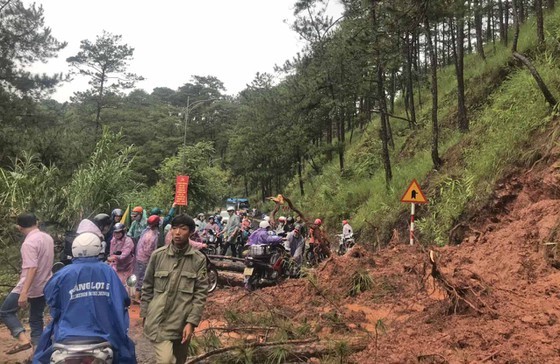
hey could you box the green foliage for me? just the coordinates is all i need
[0,0,67,96]
[347,269,374,297]
[154,142,229,214]
[0,152,62,221]
[265,346,289,364]
[61,128,137,227]
[416,176,475,246]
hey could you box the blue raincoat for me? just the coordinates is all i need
[33,257,136,363]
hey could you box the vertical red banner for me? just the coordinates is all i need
[175,175,189,206]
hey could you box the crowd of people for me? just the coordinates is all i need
[1,209,209,363]
[0,197,354,363]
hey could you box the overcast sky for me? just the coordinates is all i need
[28,0,343,102]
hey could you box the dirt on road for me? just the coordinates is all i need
[1,151,559,364]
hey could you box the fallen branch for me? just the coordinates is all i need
[513,52,558,107]
[479,350,500,363]
[371,109,413,123]
[186,337,369,364]
[185,338,317,364]
[197,326,277,334]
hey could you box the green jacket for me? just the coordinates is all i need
[140,243,208,342]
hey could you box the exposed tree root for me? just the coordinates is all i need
[429,251,497,317]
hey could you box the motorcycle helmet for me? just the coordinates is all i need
[132,206,143,214]
[314,218,322,226]
[259,220,271,229]
[342,220,348,225]
[286,216,294,224]
[150,207,162,216]
[93,213,111,230]
[278,216,286,222]
[113,223,126,233]
[112,208,123,217]
[72,232,102,258]
[216,215,222,222]
[147,215,160,226]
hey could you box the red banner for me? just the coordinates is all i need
[175,175,189,206]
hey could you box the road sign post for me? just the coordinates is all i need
[400,179,428,245]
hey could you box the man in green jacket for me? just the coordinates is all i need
[140,214,209,364]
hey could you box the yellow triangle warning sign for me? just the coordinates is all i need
[400,179,428,204]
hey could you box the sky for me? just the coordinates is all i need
[28,0,344,102]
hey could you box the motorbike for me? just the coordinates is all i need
[50,339,114,363]
[337,234,355,256]
[203,229,220,255]
[202,250,219,293]
[49,270,134,363]
[243,241,298,291]
[305,242,330,267]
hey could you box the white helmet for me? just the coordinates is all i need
[263,216,270,222]
[259,220,270,229]
[72,232,102,258]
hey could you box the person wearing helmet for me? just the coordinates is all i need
[33,232,136,363]
[132,215,160,303]
[92,213,112,258]
[286,227,305,267]
[275,216,287,235]
[127,206,146,244]
[112,208,124,223]
[107,223,135,286]
[194,213,207,232]
[105,208,124,252]
[284,216,295,234]
[342,219,353,241]
[309,218,331,258]
[247,220,284,246]
[150,207,162,216]
[58,218,104,264]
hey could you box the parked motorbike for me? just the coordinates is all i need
[198,249,218,293]
[243,241,298,291]
[203,230,219,255]
[336,234,355,256]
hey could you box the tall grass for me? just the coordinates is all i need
[285,5,560,247]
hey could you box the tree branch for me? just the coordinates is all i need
[185,338,317,364]
[371,109,412,123]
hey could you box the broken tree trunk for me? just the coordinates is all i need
[513,52,558,108]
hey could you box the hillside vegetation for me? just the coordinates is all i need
[290,6,560,247]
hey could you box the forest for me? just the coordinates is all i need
[4,0,560,362]
[1,0,560,260]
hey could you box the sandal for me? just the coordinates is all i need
[5,342,32,355]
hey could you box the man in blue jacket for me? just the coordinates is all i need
[33,232,136,363]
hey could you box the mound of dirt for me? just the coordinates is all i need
[127,150,560,363]
[352,151,560,363]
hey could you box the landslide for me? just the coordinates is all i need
[168,139,559,364]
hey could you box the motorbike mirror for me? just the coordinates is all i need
[126,275,137,288]
[52,261,65,274]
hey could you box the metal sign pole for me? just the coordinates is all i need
[410,203,415,245]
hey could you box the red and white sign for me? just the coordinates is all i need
[175,175,190,206]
